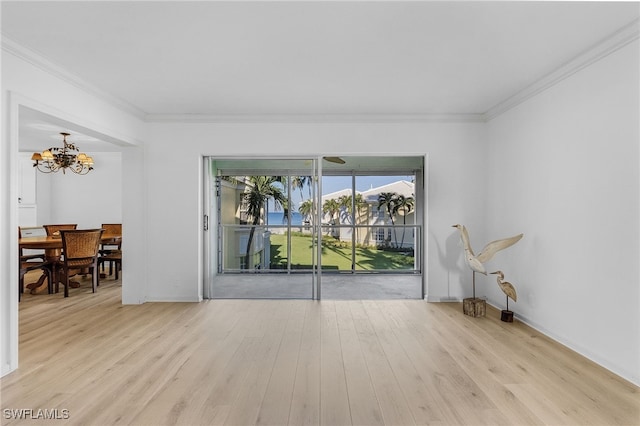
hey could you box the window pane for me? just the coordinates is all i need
[320,226,352,271]
[266,227,288,270]
[319,174,417,272]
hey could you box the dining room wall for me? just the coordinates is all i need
[34,151,123,229]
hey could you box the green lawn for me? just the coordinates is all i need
[269,233,414,271]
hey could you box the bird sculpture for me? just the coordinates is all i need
[452,224,523,298]
[490,270,517,311]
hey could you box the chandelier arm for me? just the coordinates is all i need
[33,162,55,173]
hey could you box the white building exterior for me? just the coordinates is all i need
[321,180,416,249]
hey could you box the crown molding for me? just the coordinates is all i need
[1,36,147,121]
[484,18,640,121]
[143,112,486,124]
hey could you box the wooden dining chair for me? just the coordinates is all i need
[98,250,122,283]
[18,256,52,301]
[18,226,52,301]
[18,226,46,262]
[99,223,122,274]
[100,223,122,237]
[59,229,103,297]
[44,224,78,236]
[44,225,77,263]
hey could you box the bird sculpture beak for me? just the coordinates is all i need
[490,271,500,275]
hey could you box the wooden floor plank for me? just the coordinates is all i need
[223,301,290,426]
[335,301,384,426]
[256,301,305,426]
[319,301,352,426]
[349,301,416,425]
[288,302,321,426]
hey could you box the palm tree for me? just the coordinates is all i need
[298,199,313,226]
[270,176,288,225]
[272,175,311,224]
[392,194,414,249]
[338,193,366,243]
[242,176,286,269]
[338,194,354,224]
[323,199,340,223]
[322,198,340,237]
[377,192,398,247]
[281,199,292,224]
[291,176,313,199]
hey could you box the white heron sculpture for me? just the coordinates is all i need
[452,224,523,298]
[490,270,517,311]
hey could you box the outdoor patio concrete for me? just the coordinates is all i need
[210,273,422,299]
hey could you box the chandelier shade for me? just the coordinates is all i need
[31,132,94,175]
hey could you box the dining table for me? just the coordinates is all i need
[19,233,122,294]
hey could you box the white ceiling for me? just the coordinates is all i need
[2,1,639,149]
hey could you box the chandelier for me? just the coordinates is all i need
[31,132,94,175]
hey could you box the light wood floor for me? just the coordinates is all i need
[2,272,639,425]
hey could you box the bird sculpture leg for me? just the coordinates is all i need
[472,271,476,299]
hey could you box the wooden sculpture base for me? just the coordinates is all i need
[501,310,514,322]
[463,298,486,317]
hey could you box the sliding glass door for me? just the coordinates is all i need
[205,158,319,299]
[204,155,425,300]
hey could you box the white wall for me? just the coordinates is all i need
[485,40,639,384]
[34,152,122,228]
[144,122,487,301]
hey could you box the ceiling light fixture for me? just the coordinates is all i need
[31,132,94,175]
[323,156,345,164]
